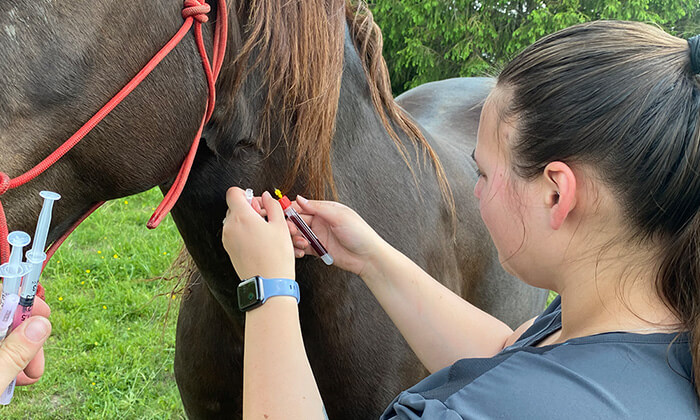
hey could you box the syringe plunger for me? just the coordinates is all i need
[30,191,61,255]
[0,232,32,297]
[4,232,30,274]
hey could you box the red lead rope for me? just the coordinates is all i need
[0,0,228,266]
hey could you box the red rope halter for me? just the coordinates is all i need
[0,0,228,269]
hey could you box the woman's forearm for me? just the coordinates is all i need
[243,297,326,420]
[361,242,513,373]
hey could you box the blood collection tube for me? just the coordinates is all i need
[274,189,333,265]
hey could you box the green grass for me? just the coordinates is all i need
[1,188,185,419]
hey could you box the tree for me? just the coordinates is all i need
[370,0,700,94]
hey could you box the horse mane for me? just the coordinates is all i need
[224,0,454,212]
[169,0,456,302]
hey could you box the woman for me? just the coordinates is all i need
[222,21,700,418]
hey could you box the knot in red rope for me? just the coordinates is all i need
[0,172,9,196]
[182,0,211,23]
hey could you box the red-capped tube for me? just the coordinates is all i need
[274,189,333,265]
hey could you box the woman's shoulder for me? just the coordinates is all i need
[506,295,563,348]
[381,327,698,419]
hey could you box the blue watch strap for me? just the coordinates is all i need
[259,277,300,304]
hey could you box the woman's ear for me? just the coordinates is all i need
[543,162,577,230]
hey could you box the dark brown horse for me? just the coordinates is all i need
[0,1,546,418]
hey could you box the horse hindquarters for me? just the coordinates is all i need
[175,272,244,419]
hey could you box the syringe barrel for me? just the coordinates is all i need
[19,250,46,301]
[5,231,30,272]
[12,305,32,331]
[1,231,32,304]
[1,274,23,299]
[0,262,31,302]
[0,377,15,405]
[0,294,20,341]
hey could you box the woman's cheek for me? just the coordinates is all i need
[478,181,518,257]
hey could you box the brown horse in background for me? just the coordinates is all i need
[0,1,546,418]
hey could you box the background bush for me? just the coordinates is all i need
[371,0,700,93]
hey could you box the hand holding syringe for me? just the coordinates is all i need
[0,191,60,404]
[0,230,51,396]
[0,232,32,342]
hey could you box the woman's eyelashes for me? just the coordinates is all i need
[470,149,484,178]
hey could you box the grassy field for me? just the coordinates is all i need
[1,188,185,419]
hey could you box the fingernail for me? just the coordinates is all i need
[25,318,50,342]
[297,195,308,204]
[262,191,271,198]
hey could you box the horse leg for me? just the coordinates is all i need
[174,271,244,419]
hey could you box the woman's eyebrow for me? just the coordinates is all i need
[470,149,477,163]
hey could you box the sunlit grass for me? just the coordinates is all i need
[1,188,185,419]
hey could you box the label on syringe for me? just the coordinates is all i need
[0,294,20,340]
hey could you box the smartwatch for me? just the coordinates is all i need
[237,276,300,312]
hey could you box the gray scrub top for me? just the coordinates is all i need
[381,296,699,419]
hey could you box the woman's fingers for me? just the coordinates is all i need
[251,197,267,217]
[225,187,256,215]
[32,298,50,318]
[17,347,44,385]
[261,191,285,224]
[294,236,309,249]
[0,317,51,390]
[295,195,341,218]
[286,219,298,235]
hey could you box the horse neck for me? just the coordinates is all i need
[2,2,215,241]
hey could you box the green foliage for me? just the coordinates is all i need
[1,189,185,419]
[370,0,700,93]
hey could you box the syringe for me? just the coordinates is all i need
[274,189,333,265]
[0,232,32,408]
[2,192,60,405]
[13,191,60,328]
[0,231,32,342]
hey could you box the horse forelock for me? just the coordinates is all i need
[216,0,453,214]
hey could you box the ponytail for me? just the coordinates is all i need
[657,213,700,394]
[659,37,700,397]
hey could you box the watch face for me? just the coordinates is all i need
[238,277,262,311]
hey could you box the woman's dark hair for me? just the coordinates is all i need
[497,21,700,396]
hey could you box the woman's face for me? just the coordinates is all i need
[472,91,546,283]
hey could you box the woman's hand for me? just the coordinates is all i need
[222,188,295,280]
[0,297,51,390]
[288,196,387,277]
